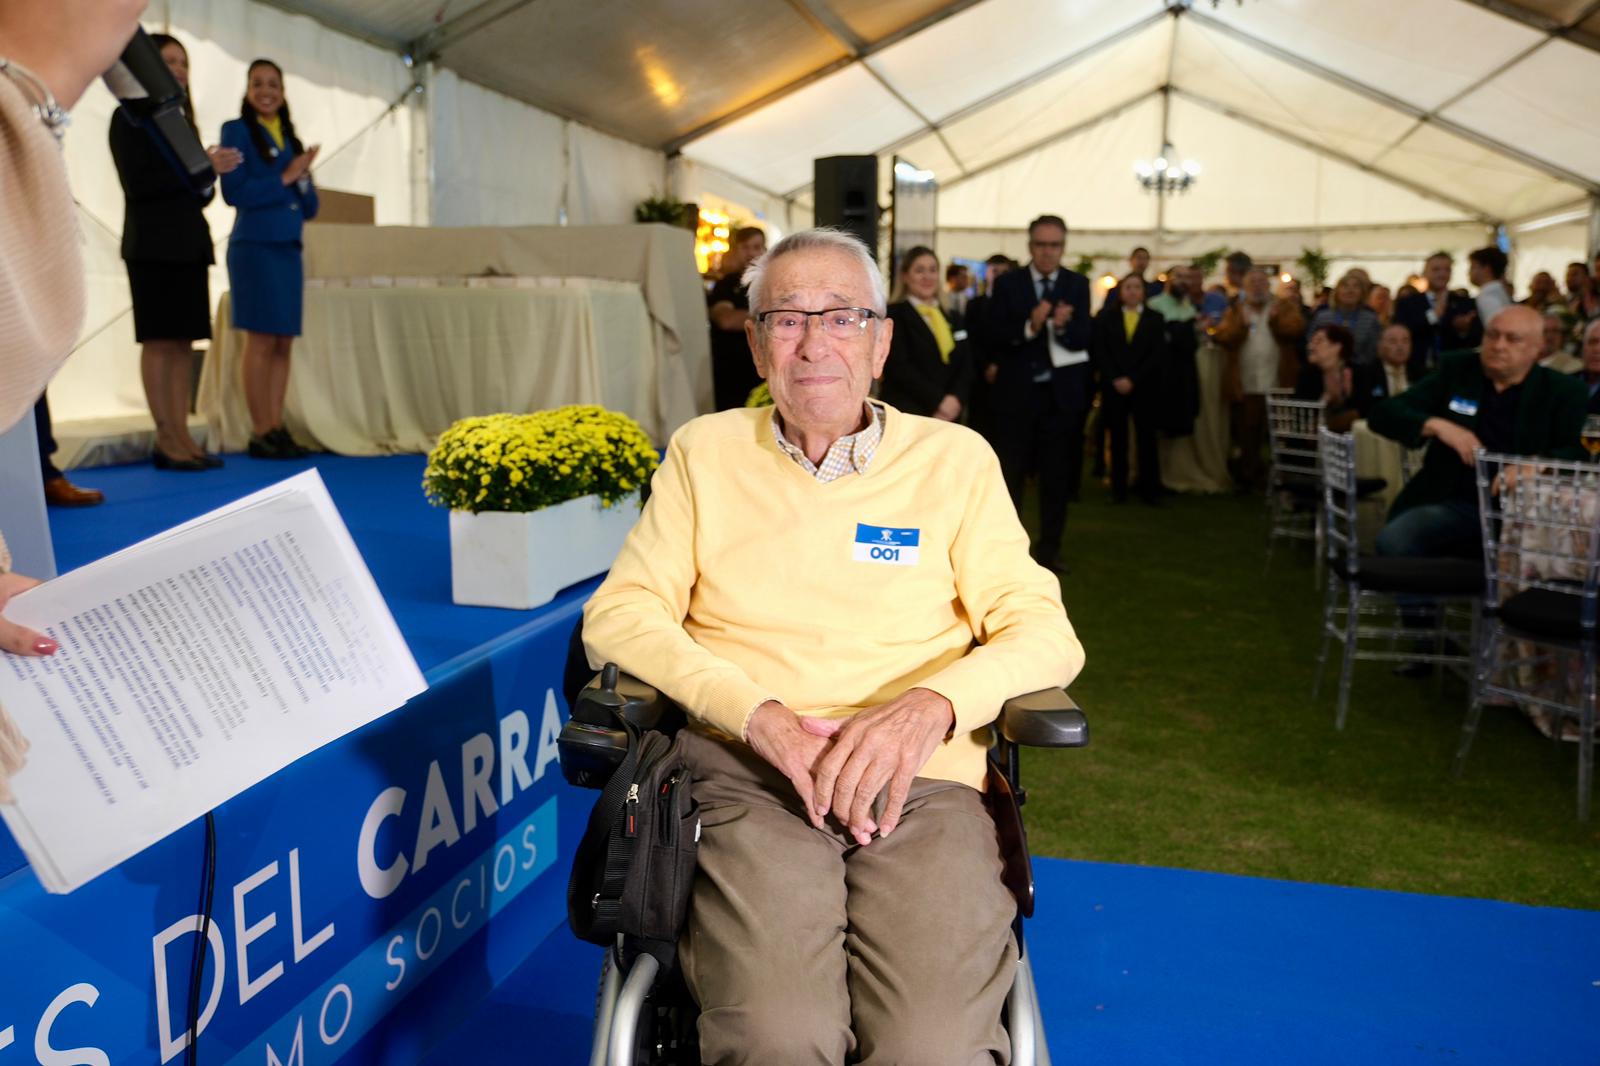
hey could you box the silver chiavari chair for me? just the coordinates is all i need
[1457,451,1600,821]
[1313,428,1483,730]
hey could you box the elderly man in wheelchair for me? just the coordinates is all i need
[573,228,1087,1065]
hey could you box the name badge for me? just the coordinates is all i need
[853,523,920,566]
[953,329,968,341]
[1448,396,1478,417]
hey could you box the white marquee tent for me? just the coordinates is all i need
[54,0,1600,431]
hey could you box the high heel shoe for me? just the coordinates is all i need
[152,448,209,472]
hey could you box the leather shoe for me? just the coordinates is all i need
[43,476,104,507]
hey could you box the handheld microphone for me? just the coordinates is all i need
[102,28,214,194]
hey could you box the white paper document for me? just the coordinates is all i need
[0,470,425,892]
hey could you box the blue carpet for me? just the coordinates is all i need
[50,459,1600,1063]
[48,453,599,675]
[425,857,1600,1065]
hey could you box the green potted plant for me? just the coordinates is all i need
[1296,248,1332,291]
[424,405,659,609]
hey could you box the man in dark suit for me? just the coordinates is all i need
[1576,318,1600,415]
[1393,252,1481,380]
[987,215,1092,572]
[1370,305,1586,561]
[1357,322,1417,409]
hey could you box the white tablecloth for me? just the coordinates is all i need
[200,278,666,454]
[1352,419,1420,514]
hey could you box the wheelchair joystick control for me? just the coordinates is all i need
[559,663,681,789]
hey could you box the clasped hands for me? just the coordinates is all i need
[745,689,953,847]
[1028,300,1074,334]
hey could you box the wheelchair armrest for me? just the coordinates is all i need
[997,688,1089,748]
[559,663,686,789]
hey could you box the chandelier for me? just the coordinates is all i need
[1134,141,1200,194]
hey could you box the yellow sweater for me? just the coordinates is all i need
[583,405,1085,790]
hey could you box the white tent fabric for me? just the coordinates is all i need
[46,0,1600,432]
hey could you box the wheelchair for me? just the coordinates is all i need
[560,663,1089,1066]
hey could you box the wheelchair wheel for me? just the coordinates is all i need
[593,952,700,1065]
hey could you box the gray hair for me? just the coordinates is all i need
[743,227,887,318]
[1584,317,1600,343]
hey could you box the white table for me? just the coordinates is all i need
[200,277,668,453]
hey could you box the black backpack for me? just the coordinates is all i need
[566,713,699,968]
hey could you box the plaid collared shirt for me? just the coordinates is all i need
[771,401,885,482]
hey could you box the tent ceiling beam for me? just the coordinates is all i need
[1506,197,1593,227]
[917,9,1170,138]
[940,220,1488,235]
[664,0,987,154]
[247,0,408,52]
[1452,0,1600,55]
[1188,9,1600,194]
[781,0,967,170]
[1171,87,1499,226]
[936,88,1165,195]
[785,0,868,53]
[410,0,541,60]
[869,8,1171,170]
[1373,28,1556,169]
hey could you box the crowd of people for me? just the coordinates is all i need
[707,211,1600,569]
[703,222,1600,575]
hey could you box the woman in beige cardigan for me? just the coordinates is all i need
[0,0,149,795]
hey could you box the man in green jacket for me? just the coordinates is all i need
[1369,304,1587,560]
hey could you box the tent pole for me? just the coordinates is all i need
[1590,195,1600,262]
[411,64,432,227]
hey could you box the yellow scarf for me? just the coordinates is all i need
[1123,308,1140,343]
[259,113,285,150]
[913,302,956,364]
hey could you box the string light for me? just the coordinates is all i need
[695,209,731,274]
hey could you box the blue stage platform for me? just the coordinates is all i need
[19,454,1600,1064]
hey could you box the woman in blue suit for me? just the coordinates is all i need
[220,58,319,459]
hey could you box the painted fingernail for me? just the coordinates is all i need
[32,638,57,655]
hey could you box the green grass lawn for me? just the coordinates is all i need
[1018,482,1600,911]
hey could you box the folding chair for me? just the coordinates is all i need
[1264,393,1322,574]
[1456,451,1600,820]
[1313,428,1482,729]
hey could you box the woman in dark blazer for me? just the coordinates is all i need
[220,58,319,459]
[109,33,240,471]
[881,246,972,419]
[1092,272,1169,503]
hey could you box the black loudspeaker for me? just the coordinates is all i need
[813,155,879,258]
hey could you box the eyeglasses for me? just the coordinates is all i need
[756,307,879,340]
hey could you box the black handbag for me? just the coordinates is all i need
[567,719,699,968]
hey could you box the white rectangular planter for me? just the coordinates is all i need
[449,491,641,610]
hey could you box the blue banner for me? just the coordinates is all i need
[0,596,587,1064]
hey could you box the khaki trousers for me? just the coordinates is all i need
[678,729,1018,1066]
